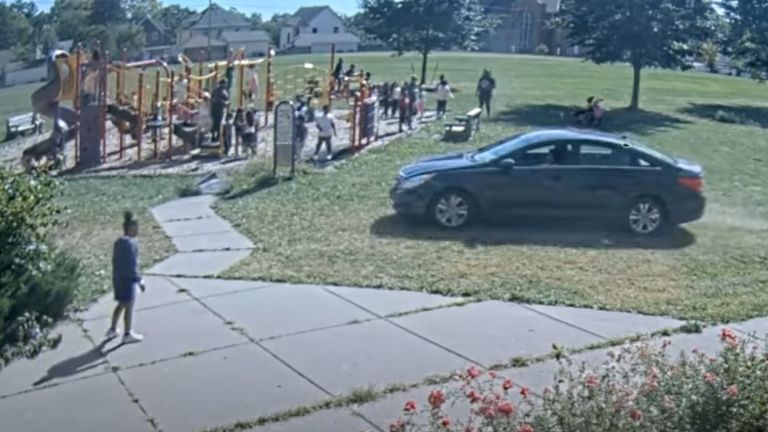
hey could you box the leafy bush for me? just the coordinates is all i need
[0,169,81,369]
[535,44,550,55]
[392,329,768,432]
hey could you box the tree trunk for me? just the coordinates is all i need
[420,50,429,85]
[630,63,641,110]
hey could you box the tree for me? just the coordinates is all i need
[559,0,714,110]
[723,0,768,81]
[123,0,162,19]
[361,0,495,84]
[51,0,92,42]
[89,0,125,26]
[0,4,32,50]
[249,12,263,28]
[113,24,146,60]
[156,4,194,43]
[700,40,720,73]
[262,13,292,46]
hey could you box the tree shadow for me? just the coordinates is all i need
[678,104,768,129]
[220,173,281,201]
[33,341,109,387]
[370,214,696,250]
[494,104,690,135]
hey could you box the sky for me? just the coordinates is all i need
[33,0,362,17]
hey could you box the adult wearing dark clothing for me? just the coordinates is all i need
[406,76,419,127]
[476,69,496,118]
[210,79,230,143]
[333,58,344,91]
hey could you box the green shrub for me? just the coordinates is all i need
[0,168,81,369]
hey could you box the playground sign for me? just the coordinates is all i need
[273,101,296,176]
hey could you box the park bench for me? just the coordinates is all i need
[6,112,44,140]
[443,107,482,142]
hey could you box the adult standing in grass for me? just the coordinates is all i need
[435,78,454,119]
[476,69,496,117]
[107,212,145,344]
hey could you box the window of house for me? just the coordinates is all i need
[312,27,318,34]
[520,10,533,49]
[333,27,339,34]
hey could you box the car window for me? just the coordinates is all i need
[516,142,577,166]
[575,142,659,167]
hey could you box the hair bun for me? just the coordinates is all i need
[124,211,135,222]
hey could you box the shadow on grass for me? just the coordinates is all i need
[221,172,280,200]
[371,214,696,250]
[678,104,768,129]
[495,104,690,134]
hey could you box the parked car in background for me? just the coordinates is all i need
[391,129,705,235]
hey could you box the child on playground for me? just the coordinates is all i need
[246,64,260,105]
[222,111,234,156]
[107,212,145,344]
[416,85,426,119]
[241,109,258,156]
[295,114,308,159]
[314,105,336,161]
[391,82,402,121]
[435,78,454,119]
[398,82,412,133]
[379,82,391,118]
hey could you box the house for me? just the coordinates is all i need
[279,6,360,53]
[135,16,174,60]
[177,4,269,60]
[482,0,576,55]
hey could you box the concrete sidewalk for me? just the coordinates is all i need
[1,195,764,432]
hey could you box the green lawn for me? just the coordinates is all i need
[55,175,192,309]
[216,52,768,323]
[0,82,43,140]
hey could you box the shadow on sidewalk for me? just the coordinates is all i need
[33,341,110,387]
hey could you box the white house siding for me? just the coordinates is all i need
[239,41,269,57]
[313,42,357,53]
[306,9,345,34]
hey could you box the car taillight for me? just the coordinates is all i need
[678,176,703,192]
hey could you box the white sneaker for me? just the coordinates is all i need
[105,328,120,339]
[122,332,144,344]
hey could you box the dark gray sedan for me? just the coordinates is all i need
[390,129,705,235]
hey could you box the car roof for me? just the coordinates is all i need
[522,128,628,146]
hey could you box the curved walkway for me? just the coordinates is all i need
[1,195,766,432]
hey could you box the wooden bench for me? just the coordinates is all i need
[6,112,44,140]
[443,107,482,142]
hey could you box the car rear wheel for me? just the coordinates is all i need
[628,198,666,235]
[431,189,475,229]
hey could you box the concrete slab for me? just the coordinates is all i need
[392,301,603,367]
[0,323,106,398]
[326,286,466,317]
[170,276,274,299]
[660,326,752,359]
[525,304,684,339]
[119,344,328,432]
[148,250,252,276]
[0,373,153,432]
[248,408,372,432]
[733,317,768,340]
[171,230,254,252]
[202,284,375,340]
[160,216,233,237]
[82,301,248,367]
[78,275,193,321]
[151,195,216,222]
[262,320,468,395]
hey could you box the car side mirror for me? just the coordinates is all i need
[499,158,516,171]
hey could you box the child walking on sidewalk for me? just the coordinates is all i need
[107,212,145,344]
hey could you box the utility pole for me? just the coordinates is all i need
[207,0,212,60]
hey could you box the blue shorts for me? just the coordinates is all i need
[114,283,138,304]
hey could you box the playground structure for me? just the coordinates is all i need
[23,43,392,172]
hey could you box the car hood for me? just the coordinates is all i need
[399,152,475,178]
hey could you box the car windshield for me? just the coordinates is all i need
[469,133,530,163]
[629,139,676,165]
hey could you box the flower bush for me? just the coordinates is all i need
[392,329,768,431]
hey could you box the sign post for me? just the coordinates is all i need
[273,101,296,177]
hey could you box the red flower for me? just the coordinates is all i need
[502,378,514,392]
[466,389,482,404]
[440,417,451,428]
[404,400,417,412]
[479,406,496,418]
[390,418,406,432]
[498,401,515,416]
[629,408,643,422]
[428,389,446,409]
[518,424,535,432]
[726,385,739,397]
[467,366,482,379]
[585,374,600,389]
[704,372,717,384]
[720,328,738,343]
[520,386,531,398]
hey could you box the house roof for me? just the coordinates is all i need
[138,15,167,33]
[293,32,360,47]
[185,3,250,30]
[290,6,335,26]
[181,35,227,49]
[221,31,270,43]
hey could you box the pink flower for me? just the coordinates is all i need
[390,418,406,432]
[480,406,496,418]
[404,400,417,413]
[502,378,514,392]
[467,366,482,379]
[466,389,482,404]
[518,424,535,432]
[726,385,739,397]
[498,401,515,416]
[428,389,446,408]
[488,371,497,379]
[440,417,451,428]
[585,374,600,389]
[464,427,474,432]
[704,372,717,384]
[629,408,643,422]
[720,328,738,343]
[520,386,531,398]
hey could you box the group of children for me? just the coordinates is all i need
[372,74,455,132]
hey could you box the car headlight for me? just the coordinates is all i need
[398,174,434,190]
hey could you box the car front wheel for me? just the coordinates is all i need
[628,198,666,235]
[431,189,475,229]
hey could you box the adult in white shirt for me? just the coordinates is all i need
[314,105,336,160]
[246,64,259,104]
[435,78,454,119]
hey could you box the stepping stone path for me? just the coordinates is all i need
[1,195,766,432]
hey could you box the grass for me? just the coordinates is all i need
[214,52,768,323]
[55,175,193,309]
[0,82,45,141]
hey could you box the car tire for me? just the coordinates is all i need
[627,197,666,235]
[430,189,476,229]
